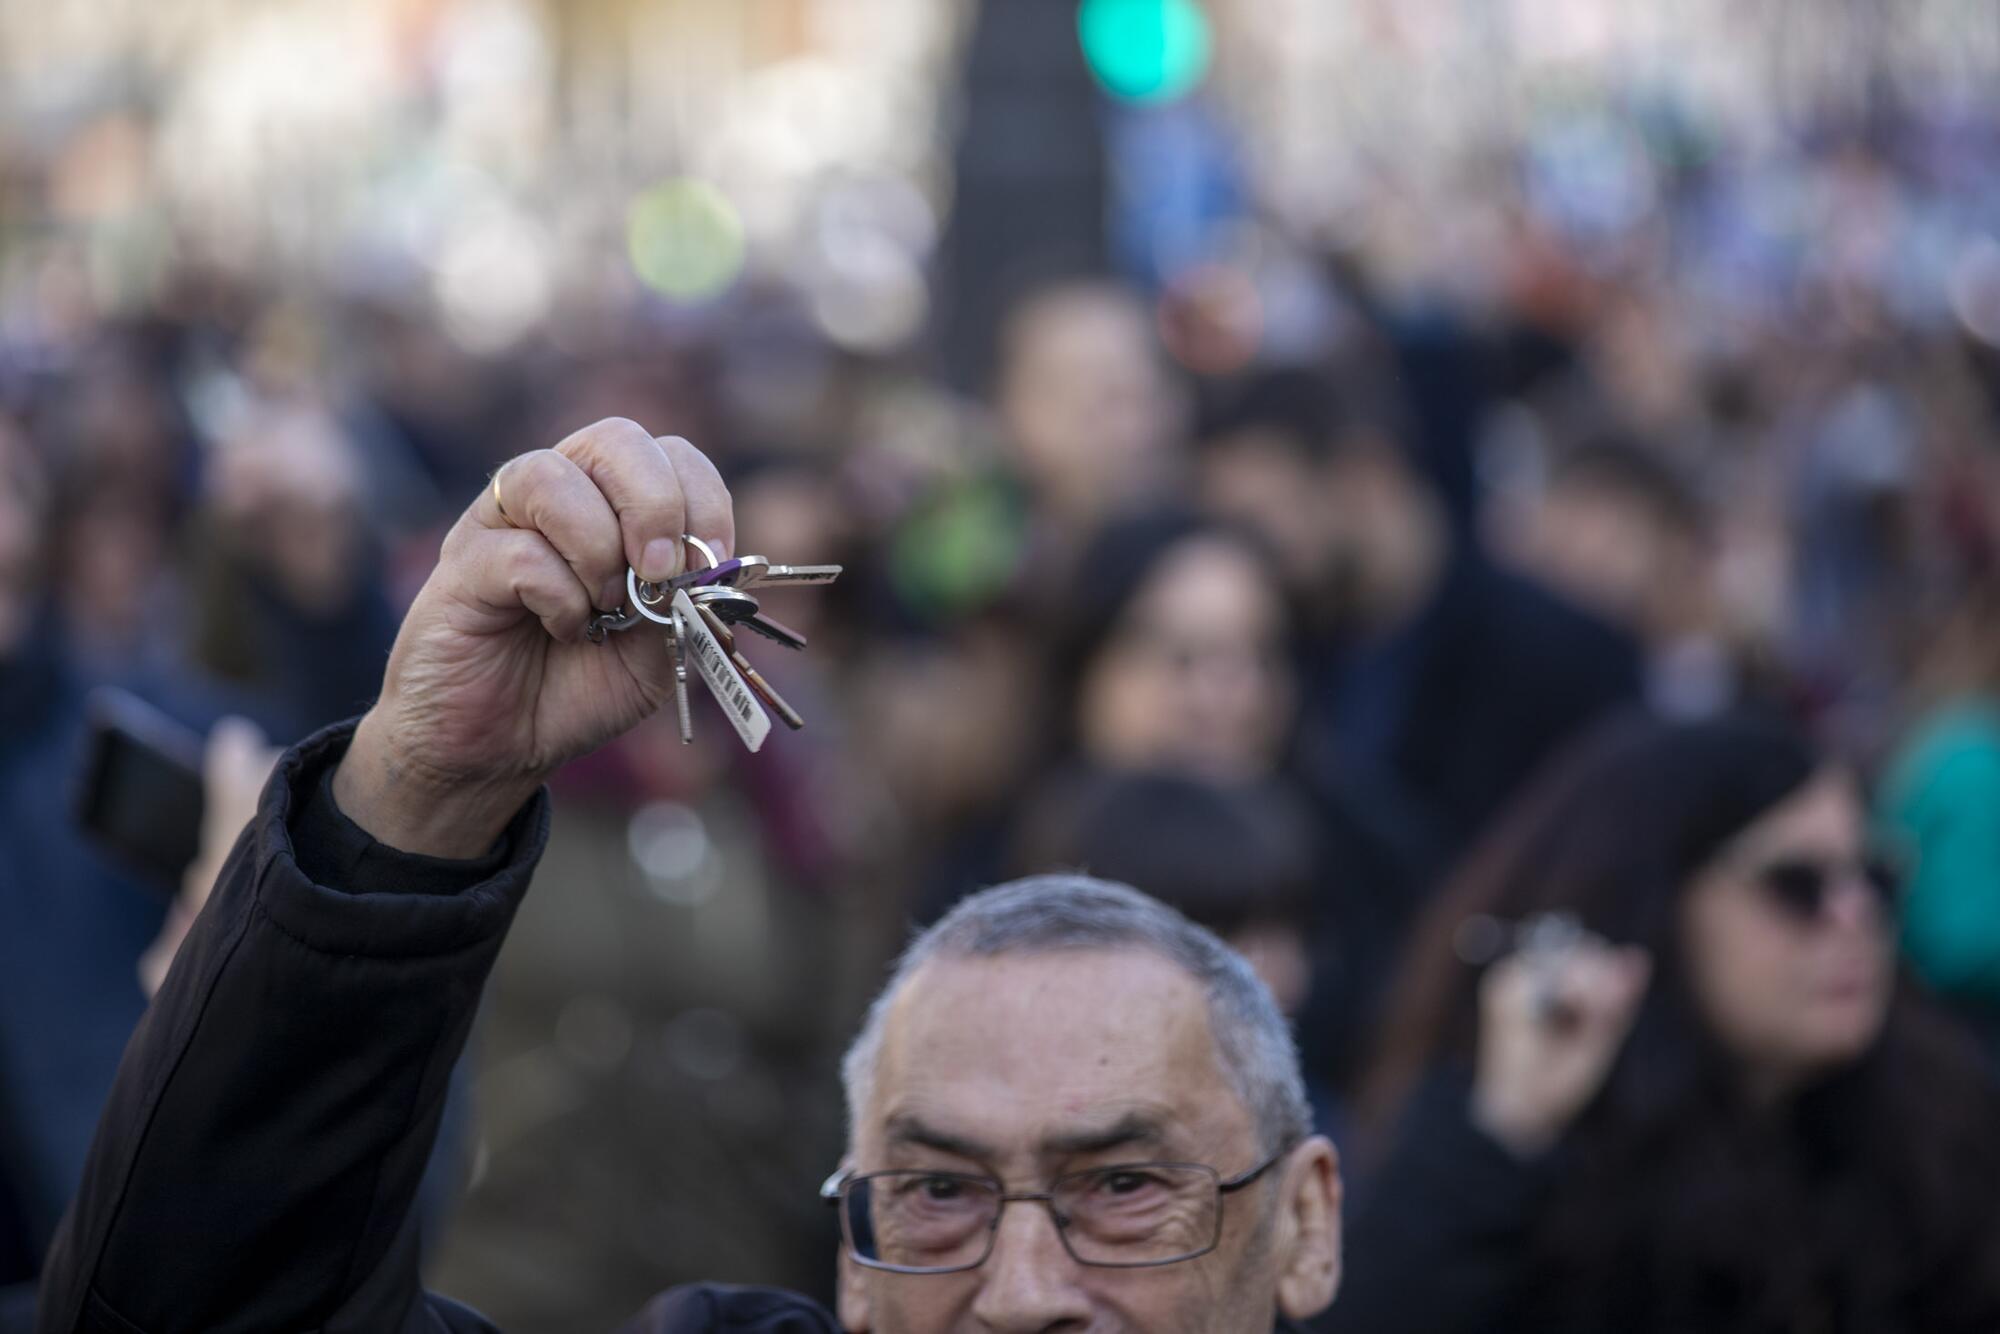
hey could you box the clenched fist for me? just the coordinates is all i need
[333,419,733,857]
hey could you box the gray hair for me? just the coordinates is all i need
[841,874,1312,1155]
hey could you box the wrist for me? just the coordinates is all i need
[332,711,538,860]
[1470,1083,1563,1159]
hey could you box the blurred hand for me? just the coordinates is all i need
[139,717,280,997]
[334,419,732,858]
[1470,930,1652,1157]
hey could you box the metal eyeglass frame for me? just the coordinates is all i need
[819,1143,1296,1274]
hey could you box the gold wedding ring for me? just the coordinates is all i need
[490,465,516,527]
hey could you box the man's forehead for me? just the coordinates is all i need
[862,947,1246,1155]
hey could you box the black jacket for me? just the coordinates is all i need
[1319,1069,2000,1334]
[1312,1074,1551,1334]
[32,722,837,1334]
[1297,553,1642,864]
[35,723,1303,1333]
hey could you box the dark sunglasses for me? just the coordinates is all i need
[1751,854,1902,923]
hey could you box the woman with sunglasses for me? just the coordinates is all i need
[1321,712,2000,1334]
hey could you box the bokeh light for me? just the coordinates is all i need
[432,211,553,352]
[626,178,747,305]
[802,173,938,352]
[1078,0,1213,104]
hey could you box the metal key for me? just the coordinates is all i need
[686,585,761,624]
[716,555,770,586]
[686,583,807,650]
[738,562,842,588]
[676,557,752,590]
[672,588,771,751]
[666,605,695,744]
[736,608,808,651]
[694,603,806,730]
[581,535,835,748]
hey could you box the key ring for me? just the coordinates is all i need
[681,534,721,570]
[631,534,720,624]
[586,534,721,641]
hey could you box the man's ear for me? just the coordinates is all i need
[1274,1135,1342,1321]
[837,1245,873,1332]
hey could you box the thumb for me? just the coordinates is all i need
[1612,948,1654,1008]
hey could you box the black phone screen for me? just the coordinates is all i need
[74,688,206,895]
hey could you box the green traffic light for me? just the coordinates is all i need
[1077,0,1213,104]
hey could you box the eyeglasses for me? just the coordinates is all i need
[820,1147,1292,1274]
[1749,853,1902,924]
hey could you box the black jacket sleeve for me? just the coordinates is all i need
[1313,1071,1553,1334]
[35,720,546,1334]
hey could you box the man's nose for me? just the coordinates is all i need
[971,1198,1094,1331]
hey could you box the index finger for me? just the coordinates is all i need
[551,418,689,583]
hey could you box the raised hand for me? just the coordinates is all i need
[139,717,281,996]
[1470,925,1652,1157]
[333,418,732,857]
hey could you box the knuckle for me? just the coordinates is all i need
[595,415,651,440]
[441,516,476,558]
[499,536,549,586]
[561,416,653,461]
[511,448,569,496]
[662,435,724,485]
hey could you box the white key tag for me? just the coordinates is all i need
[671,589,771,752]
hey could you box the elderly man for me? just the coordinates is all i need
[35,421,1340,1334]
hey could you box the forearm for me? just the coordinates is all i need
[37,722,546,1334]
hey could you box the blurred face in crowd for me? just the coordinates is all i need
[1510,479,1706,645]
[838,948,1339,1332]
[998,284,1182,520]
[1202,431,1438,630]
[0,420,47,656]
[1197,427,1333,594]
[1226,920,1312,1019]
[1679,769,1895,1096]
[1077,535,1295,781]
[862,624,1047,826]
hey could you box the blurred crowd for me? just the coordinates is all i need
[7,1,2000,1329]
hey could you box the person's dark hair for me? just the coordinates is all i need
[1008,769,1313,939]
[1549,432,1708,542]
[1364,711,2000,1331]
[1195,364,1413,466]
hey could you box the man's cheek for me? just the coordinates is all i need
[869,1272,980,1334]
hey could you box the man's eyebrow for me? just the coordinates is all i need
[1039,1112,1170,1158]
[884,1114,995,1162]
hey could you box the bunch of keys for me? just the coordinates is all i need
[586,535,841,752]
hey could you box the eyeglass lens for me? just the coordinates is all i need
[1755,855,1900,921]
[842,1165,1223,1272]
